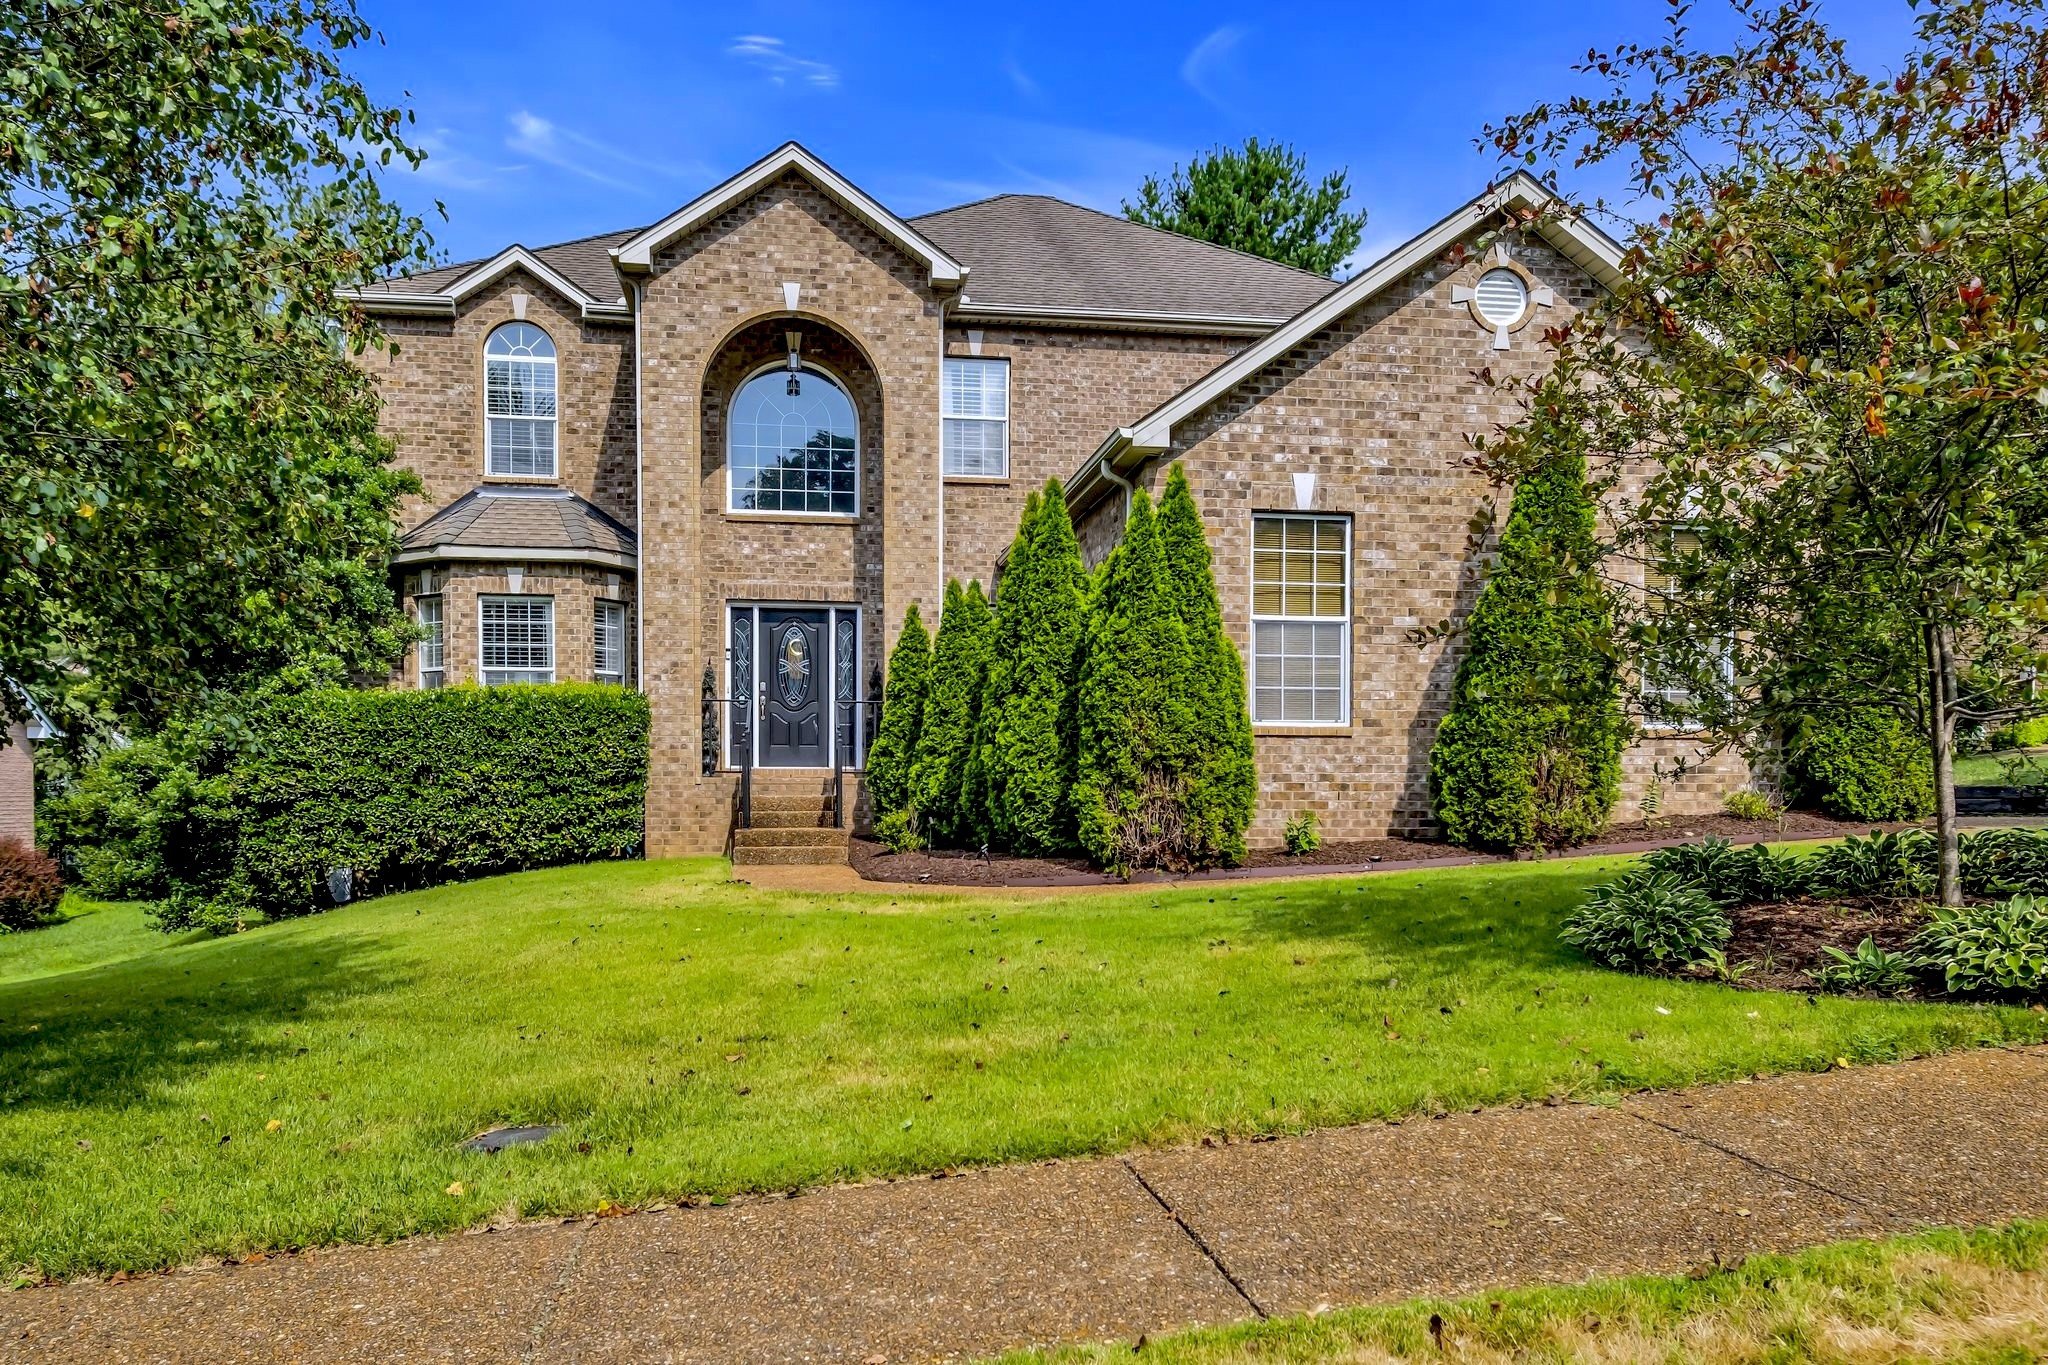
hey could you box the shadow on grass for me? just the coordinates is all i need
[0,930,410,1126]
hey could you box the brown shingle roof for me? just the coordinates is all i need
[364,193,1340,324]
[911,195,1339,322]
[400,486,636,561]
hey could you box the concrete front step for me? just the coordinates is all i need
[732,839,851,866]
[748,806,834,829]
[750,792,836,813]
[735,826,847,850]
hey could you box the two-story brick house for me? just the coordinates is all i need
[354,141,1741,859]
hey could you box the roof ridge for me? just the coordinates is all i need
[1049,195,1343,286]
[906,191,1034,221]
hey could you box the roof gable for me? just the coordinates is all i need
[1070,172,1624,498]
[610,142,966,287]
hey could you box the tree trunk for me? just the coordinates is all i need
[1927,622,1963,907]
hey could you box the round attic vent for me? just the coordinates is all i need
[1473,268,1530,327]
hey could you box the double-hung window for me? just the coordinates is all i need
[480,595,554,685]
[1640,527,1730,725]
[485,323,558,478]
[942,358,1009,478]
[416,595,444,689]
[1251,514,1350,724]
[594,600,626,684]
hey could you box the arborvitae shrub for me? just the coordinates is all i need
[1790,706,1935,821]
[1074,490,1197,873]
[908,579,994,846]
[862,602,931,824]
[1431,443,1626,851]
[1157,463,1256,865]
[971,482,1089,856]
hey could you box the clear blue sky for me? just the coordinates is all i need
[353,0,1920,274]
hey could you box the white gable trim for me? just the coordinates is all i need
[609,142,967,287]
[1068,173,1625,505]
[348,246,632,323]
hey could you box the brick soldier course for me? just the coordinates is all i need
[353,141,1746,858]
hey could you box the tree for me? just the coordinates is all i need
[1074,489,1197,873]
[1156,463,1257,865]
[1124,137,1366,278]
[969,482,1090,856]
[908,578,994,847]
[0,1,435,739]
[1480,0,2048,903]
[1430,424,1627,852]
[863,603,931,822]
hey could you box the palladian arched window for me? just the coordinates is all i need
[728,365,858,515]
[485,323,557,478]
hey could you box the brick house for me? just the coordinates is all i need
[2,688,59,848]
[354,142,1741,858]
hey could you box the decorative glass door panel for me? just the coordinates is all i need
[728,605,861,768]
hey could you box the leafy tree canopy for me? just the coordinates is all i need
[1124,137,1365,278]
[1477,0,2048,902]
[1,0,436,741]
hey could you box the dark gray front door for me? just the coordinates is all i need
[759,608,828,767]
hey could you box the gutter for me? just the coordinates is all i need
[632,279,645,692]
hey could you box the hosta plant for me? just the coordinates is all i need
[1809,937,1920,996]
[1560,871,1732,973]
[1912,896,2048,1000]
[1806,830,1933,899]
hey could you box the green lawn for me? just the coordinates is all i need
[990,1220,2048,1363]
[1954,747,2048,786]
[2,855,2044,1279]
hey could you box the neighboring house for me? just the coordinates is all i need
[354,141,1742,857]
[1,688,58,848]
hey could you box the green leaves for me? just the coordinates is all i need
[1123,137,1366,279]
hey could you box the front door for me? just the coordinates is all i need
[759,608,828,767]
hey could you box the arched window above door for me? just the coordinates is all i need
[727,365,858,516]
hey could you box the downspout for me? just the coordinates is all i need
[632,279,644,691]
[935,296,948,614]
[1099,453,1134,522]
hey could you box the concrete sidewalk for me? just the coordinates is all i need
[6,1046,2047,1363]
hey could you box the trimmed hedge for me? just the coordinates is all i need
[1789,707,1934,822]
[207,684,647,921]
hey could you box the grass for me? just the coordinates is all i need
[2,854,2044,1279]
[0,899,198,986]
[989,1220,2048,1363]
[1954,748,2048,787]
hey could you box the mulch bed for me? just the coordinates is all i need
[849,808,1933,888]
[1713,895,1937,998]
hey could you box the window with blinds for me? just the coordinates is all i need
[594,600,625,684]
[416,595,444,689]
[485,323,558,478]
[1251,514,1350,724]
[942,358,1009,477]
[480,595,554,685]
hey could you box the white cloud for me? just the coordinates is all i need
[387,129,504,193]
[505,111,697,193]
[1002,56,1039,99]
[1181,24,1250,109]
[727,34,840,90]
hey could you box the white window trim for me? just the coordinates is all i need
[484,323,559,480]
[416,594,444,689]
[942,357,1010,480]
[1248,513,1352,727]
[478,594,556,686]
[725,361,861,518]
[594,598,626,684]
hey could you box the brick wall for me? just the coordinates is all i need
[0,721,31,847]
[635,171,947,856]
[1101,231,1747,847]
[940,327,1242,586]
[364,272,637,531]
[397,563,634,688]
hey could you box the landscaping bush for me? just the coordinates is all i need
[163,684,647,927]
[1912,894,2048,999]
[1788,707,1934,821]
[1810,936,1919,995]
[863,603,931,825]
[907,580,993,847]
[1157,464,1257,866]
[871,808,925,854]
[1721,788,1780,821]
[1806,828,1934,899]
[1431,444,1626,851]
[1988,716,2048,752]
[968,484,1089,857]
[36,736,193,900]
[1283,810,1321,856]
[0,838,63,931]
[1559,870,1731,971]
[1073,489,1197,874]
